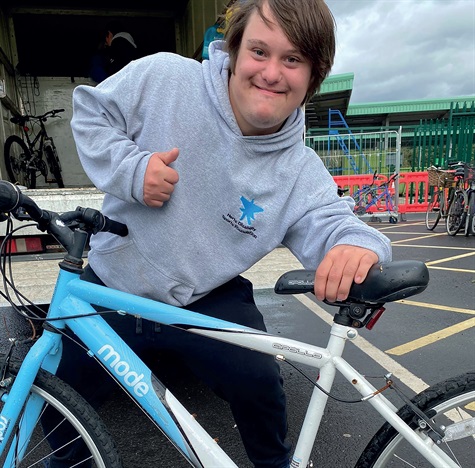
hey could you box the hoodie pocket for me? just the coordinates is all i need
[89,238,195,306]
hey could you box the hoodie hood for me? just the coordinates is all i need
[202,40,305,154]
[111,32,137,48]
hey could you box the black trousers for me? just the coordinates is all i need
[46,266,290,467]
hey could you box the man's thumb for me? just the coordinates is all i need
[157,148,179,166]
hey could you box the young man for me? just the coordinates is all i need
[60,1,391,466]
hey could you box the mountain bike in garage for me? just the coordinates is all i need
[3,109,65,189]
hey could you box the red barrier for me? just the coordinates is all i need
[333,172,432,213]
[397,172,430,213]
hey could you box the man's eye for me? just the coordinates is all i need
[254,49,265,57]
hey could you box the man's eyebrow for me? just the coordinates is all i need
[246,39,268,48]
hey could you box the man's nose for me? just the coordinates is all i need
[261,59,282,84]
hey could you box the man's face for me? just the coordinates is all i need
[105,31,113,47]
[228,3,312,136]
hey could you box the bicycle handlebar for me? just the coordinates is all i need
[0,181,128,254]
[9,109,65,125]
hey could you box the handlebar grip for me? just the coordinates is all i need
[0,181,43,220]
[54,108,65,113]
[9,115,28,125]
[102,216,128,237]
[0,181,22,212]
[76,207,128,237]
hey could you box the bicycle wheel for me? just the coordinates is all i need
[464,191,475,236]
[425,188,442,230]
[446,191,466,236]
[44,144,65,188]
[0,356,121,467]
[3,136,36,189]
[353,191,371,215]
[356,371,475,467]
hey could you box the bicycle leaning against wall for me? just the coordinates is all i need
[445,161,475,236]
[3,109,65,189]
[0,181,473,467]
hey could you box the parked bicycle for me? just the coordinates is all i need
[0,181,473,467]
[467,172,475,236]
[445,161,475,236]
[425,166,456,230]
[352,172,399,223]
[351,170,379,210]
[3,109,65,189]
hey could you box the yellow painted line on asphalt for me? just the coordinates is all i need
[386,317,475,356]
[386,299,474,356]
[428,266,475,273]
[391,233,446,244]
[378,221,426,229]
[425,251,475,265]
[380,231,442,235]
[375,225,407,231]
[392,244,475,251]
[396,299,475,315]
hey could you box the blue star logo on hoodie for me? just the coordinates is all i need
[240,196,264,225]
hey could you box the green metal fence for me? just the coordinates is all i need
[305,130,401,178]
[412,101,475,170]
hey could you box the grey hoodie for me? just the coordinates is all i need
[71,41,391,306]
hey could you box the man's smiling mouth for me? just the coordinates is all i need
[255,85,285,95]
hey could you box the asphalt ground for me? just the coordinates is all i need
[0,213,474,467]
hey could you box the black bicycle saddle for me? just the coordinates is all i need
[274,260,429,304]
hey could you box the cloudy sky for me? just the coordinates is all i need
[325,0,475,104]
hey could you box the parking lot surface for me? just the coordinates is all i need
[0,214,473,467]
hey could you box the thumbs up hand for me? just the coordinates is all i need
[143,148,180,207]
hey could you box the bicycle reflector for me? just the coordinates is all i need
[366,307,386,330]
[23,125,30,132]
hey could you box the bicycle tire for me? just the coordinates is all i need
[44,144,65,188]
[471,193,475,236]
[464,191,475,236]
[3,136,36,189]
[353,190,372,215]
[425,188,442,230]
[356,371,475,467]
[446,191,466,236]
[0,355,121,467]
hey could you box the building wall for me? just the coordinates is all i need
[0,9,20,180]
[177,0,226,58]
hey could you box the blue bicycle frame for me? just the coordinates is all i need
[0,266,460,468]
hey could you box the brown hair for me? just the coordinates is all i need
[224,0,336,103]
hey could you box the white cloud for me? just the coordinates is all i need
[326,0,475,103]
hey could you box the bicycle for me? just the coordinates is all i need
[425,166,455,230]
[0,180,473,467]
[352,173,399,224]
[459,162,475,236]
[3,109,65,189]
[445,162,475,236]
[466,176,475,236]
[351,170,379,211]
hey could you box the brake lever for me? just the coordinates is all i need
[11,206,32,221]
